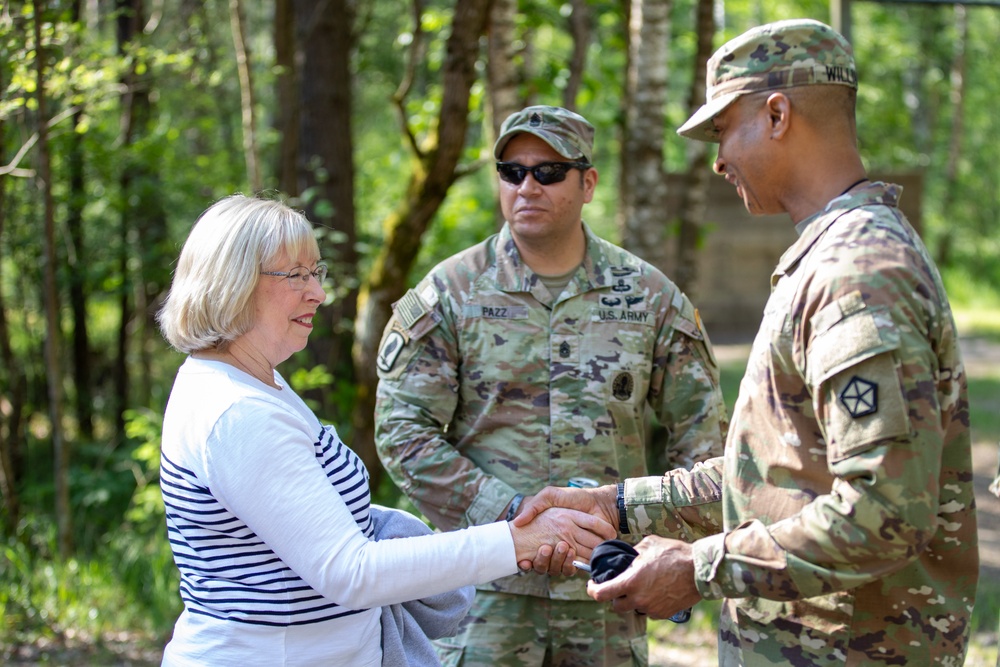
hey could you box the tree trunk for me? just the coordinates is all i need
[673,0,714,297]
[115,0,167,429]
[35,0,73,557]
[351,0,492,477]
[113,0,137,438]
[619,0,671,263]
[274,0,298,197]
[487,0,518,137]
[562,0,591,111]
[68,0,93,440]
[487,0,519,226]
[292,0,360,428]
[0,41,24,538]
[230,0,262,193]
[935,4,968,268]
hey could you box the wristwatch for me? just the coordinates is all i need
[505,493,524,521]
[617,482,630,534]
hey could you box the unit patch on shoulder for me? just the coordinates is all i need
[839,376,878,418]
[376,328,407,373]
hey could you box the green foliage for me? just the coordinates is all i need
[947,270,1000,342]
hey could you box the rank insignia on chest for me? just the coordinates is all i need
[839,376,878,418]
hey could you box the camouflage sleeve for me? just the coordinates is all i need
[693,293,954,602]
[622,457,725,539]
[374,283,518,532]
[650,290,728,469]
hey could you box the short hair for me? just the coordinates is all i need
[158,194,320,354]
[786,84,857,134]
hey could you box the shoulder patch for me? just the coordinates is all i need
[376,329,407,373]
[396,289,432,330]
[839,376,878,417]
[825,354,909,461]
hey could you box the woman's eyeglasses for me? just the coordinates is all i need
[260,264,328,290]
[496,161,592,186]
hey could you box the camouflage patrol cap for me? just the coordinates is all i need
[678,19,857,142]
[494,106,594,162]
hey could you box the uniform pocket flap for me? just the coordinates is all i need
[807,301,899,388]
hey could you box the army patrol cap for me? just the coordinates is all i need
[494,105,594,162]
[678,18,858,142]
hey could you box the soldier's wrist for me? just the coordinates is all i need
[505,493,525,521]
[617,482,630,534]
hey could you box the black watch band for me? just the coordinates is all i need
[617,482,630,534]
[505,493,524,522]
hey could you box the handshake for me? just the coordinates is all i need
[504,484,700,621]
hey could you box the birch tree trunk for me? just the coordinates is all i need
[230,0,262,193]
[673,0,715,297]
[487,0,519,226]
[619,0,671,264]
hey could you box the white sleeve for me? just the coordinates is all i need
[204,399,517,610]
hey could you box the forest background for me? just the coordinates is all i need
[3,0,1000,663]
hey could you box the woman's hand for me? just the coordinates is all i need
[512,484,618,530]
[508,506,616,575]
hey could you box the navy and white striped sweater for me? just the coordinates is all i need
[159,357,515,665]
[162,420,372,626]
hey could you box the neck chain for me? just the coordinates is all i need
[840,177,869,197]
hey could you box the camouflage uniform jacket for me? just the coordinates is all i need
[621,183,978,665]
[375,222,727,600]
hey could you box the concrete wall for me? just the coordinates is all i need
[659,172,925,342]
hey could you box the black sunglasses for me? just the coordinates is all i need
[496,160,592,186]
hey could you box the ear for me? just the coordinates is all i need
[582,167,598,203]
[765,92,792,140]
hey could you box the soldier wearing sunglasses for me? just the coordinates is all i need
[374,106,728,667]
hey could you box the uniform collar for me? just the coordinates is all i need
[773,181,901,284]
[494,222,615,296]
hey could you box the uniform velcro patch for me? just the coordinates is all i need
[396,289,431,330]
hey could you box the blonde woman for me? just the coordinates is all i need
[156,194,614,666]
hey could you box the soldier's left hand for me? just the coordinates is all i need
[586,535,702,620]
